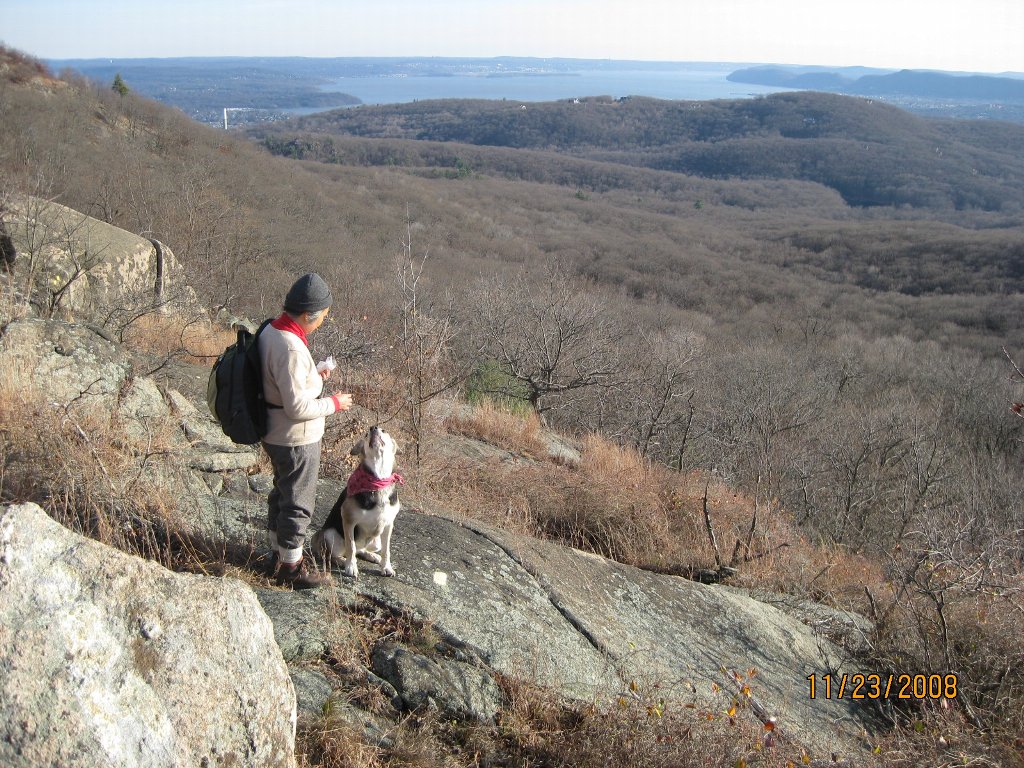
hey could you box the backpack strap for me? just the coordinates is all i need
[253,317,285,410]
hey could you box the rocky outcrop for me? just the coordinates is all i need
[192,469,866,754]
[3,196,184,320]
[0,318,134,407]
[336,510,865,756]
[0,503,296,768]
[0,317,261,506]
[0,301,874,761]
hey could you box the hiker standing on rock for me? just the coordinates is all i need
[260,272,352,589]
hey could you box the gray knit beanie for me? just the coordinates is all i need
[284,273,333,314]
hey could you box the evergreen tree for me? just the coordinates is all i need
[111,73,129,97]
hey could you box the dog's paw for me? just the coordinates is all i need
[382,564,395,577]
[343,561,359,578]
[357,550,382,564]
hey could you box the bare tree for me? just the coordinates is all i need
[7,192,105,318]
[588,325,701,464]
[392,210,464,466]
[469,264,630,422]
[1005,347,1024,421]
[626,327,700,460]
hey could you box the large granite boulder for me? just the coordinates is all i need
[0,318,134,408]
[0,503,297,768]
[3,196,184,320]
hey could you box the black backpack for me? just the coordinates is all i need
[207,318,274,445]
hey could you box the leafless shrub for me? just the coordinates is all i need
[466,263,632,421]
[0,365,180,566]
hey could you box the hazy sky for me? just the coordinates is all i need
[2,0,1022,74]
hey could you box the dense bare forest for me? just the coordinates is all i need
[253,93,1024,212]
[2,46,1023,764]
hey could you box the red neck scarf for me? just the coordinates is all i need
[347,464,404,495]
[271,312,308,347]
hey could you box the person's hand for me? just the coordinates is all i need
[319,367,332,380]
[331,393,354,412]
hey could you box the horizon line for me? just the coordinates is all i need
[37,54,1024,79]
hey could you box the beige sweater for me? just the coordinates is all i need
[258,324,338,446]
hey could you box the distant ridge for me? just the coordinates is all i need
[850,70,1024,100]
[253,90,1024,211]
[725,67,856,90]
[729,66,1024,101]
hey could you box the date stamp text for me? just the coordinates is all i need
[807,673,957,700]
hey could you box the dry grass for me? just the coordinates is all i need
[300,669,815,768]
[418,428,697,566]
[463,674,808,768]
[121,309,236,364]
[442,398,547,457]
[419,455,678,565]
[420,424,885,598]
[299,717,385,768]
[0,362,182,566]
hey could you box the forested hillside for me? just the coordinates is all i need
[252,92,1024,212]
[2,45,1023,764]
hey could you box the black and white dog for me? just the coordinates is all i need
[311,426,403,578]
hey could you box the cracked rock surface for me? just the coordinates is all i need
[330,510,866,755]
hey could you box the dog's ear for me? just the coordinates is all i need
[350,440,364,457]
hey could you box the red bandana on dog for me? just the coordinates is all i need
[347,464,404,495]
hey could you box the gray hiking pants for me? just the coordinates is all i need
[262,440,321,554]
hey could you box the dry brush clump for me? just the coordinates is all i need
[299,718,385,768]
[0,365,181,566]
[463,673,808,768]
[870,706,1024,768]
[120,309,236,366]
[441,398,547,456]
[302,669,812,768]
[418,429,689,565]
[421,415,850,581]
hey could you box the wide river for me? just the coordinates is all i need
[315,63,793,106]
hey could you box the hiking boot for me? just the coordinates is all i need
[274,557,330,590]
[251,550,279,578]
